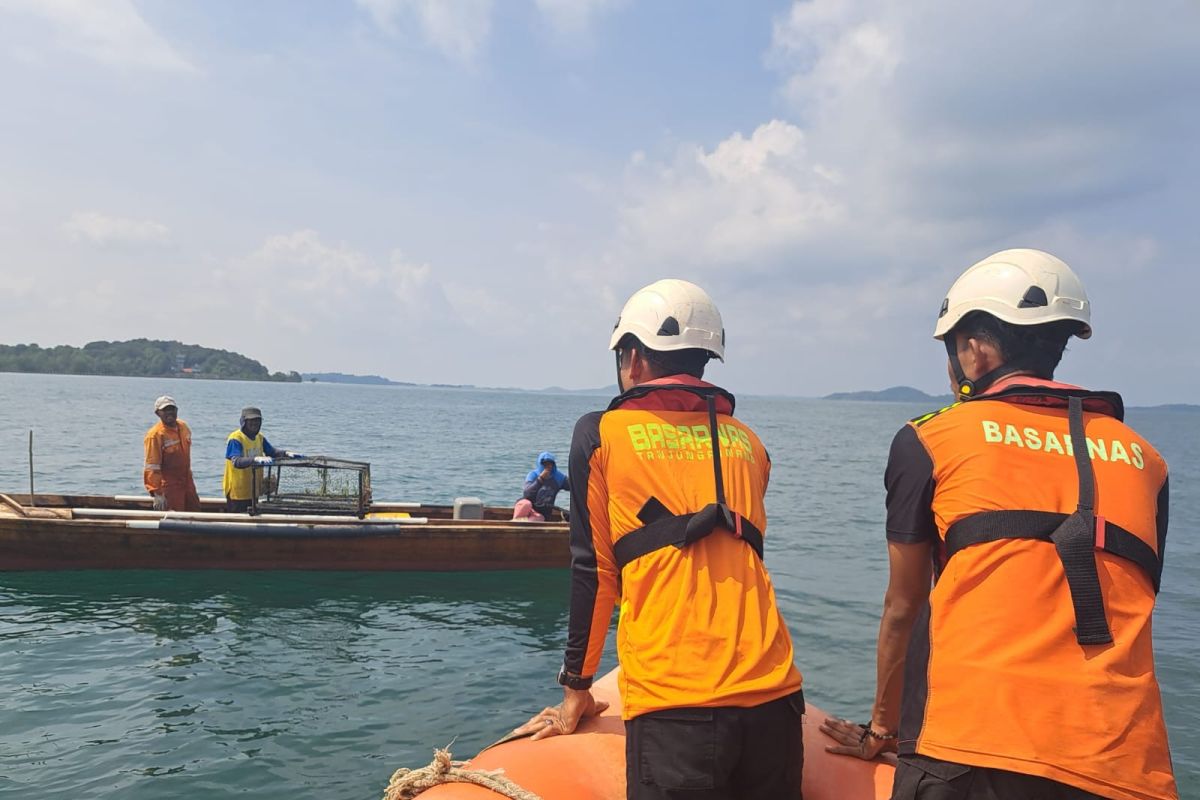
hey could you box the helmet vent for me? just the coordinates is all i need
[656,316,681,336]
[1018,286,1049,308]
[938,298,949,318]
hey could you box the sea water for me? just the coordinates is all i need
[0,372,1195,799]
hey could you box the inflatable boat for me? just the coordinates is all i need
[400,669,895,799]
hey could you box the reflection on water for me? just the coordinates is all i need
[0,570,574,800]
[0,570,570,645]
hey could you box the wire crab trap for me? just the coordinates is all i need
[251,456,372,518]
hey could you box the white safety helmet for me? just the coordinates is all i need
[933,248,1092,341]
[609,279,725,361]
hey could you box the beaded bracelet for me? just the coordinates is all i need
[858,724,898,744]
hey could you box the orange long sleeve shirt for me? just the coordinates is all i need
[143,419,196,495]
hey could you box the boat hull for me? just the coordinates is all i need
[0,494,569,571]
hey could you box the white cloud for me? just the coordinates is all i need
[0,224,487,382]
[62,211,171,246]
[3,1,1197,399]
[771,4,899,114]
[534,0,627,37]
[219,230,561,380]
[236,230,454,326]
[356,0,623,55]
[0,0,196,72]
[536,0,1200,396]
[616,120,843,270]
[767,0,1198,229]
[356,0,493,62]
[601,0,1198,286]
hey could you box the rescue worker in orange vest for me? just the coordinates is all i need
[822,249,1177,800]
[513,279,805,800]
[143,395,201,512]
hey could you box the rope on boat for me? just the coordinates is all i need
[382,747,544,800]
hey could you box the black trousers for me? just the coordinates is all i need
[625,690,805,800]
[892,754,1109,800]
[225,497,251,513]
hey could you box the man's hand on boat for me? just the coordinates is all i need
[150,493,167,511]
[819,716,897,761]
[513,688,610,741]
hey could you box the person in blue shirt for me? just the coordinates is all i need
[223,407,299,512]
[512,451,569,521]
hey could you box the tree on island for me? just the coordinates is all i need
[0,339,300,382]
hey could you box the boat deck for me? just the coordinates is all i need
[0,493,569,571]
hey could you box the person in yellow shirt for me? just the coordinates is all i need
[143,395,201,512]
[223,407,299,512]
[514,279,804,800]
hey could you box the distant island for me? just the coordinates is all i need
[823,386,1198,410]
[0,340,301,382]
[824,385,955,404]
[539,384,618,396]
[301,372,477,389]
[302,372,416,386]
[302,372,617,395]
[1131,403,1200,411]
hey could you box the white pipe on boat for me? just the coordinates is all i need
[110,494,423,509]
[122,518,432,531]
[76,508,430,524]
[113,494,226,504]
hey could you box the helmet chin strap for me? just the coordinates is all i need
[945,336,974,400]
[945,335,1021,401]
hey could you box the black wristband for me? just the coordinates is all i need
[557,666,593,690]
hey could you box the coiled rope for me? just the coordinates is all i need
[382,747,544,800]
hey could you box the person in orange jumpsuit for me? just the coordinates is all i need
[143,395,201,512]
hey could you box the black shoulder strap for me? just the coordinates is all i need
[946,510,1161,596]
[707,393,727,505]
[944,397,1163,647]
[1051,396,1112,645]
[607,382,737,415]
[981,384,1125,422]
[612,502,764,570]
[610,389,762,570]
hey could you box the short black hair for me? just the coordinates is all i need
[616,334,711,379]
[954,312,1082,379]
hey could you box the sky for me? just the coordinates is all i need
[0,0,1196,404]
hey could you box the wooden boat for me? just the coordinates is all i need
[0,493,568,571]
[406,668,896,800]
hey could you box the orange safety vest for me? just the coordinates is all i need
[895,381,1176,800]
[564,375,802,720]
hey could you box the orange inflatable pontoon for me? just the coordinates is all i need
[415,669,894,799]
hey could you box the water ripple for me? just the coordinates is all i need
[0,378,1195,798]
